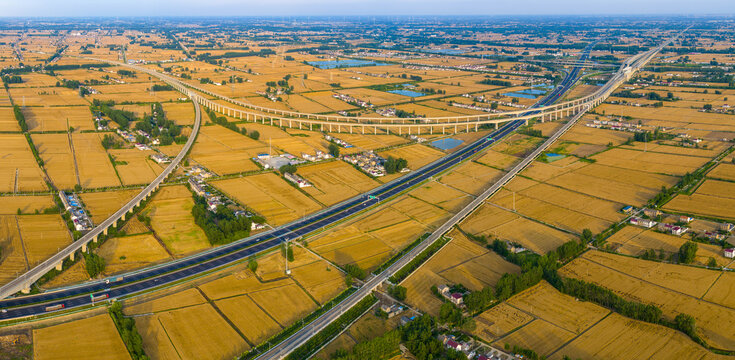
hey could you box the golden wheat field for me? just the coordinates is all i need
[560,251,735,350]
[211,173,322,225]
[0,134,47,192]
[299,160,380,205]
[33,314,131,360]
[146,185,209,255]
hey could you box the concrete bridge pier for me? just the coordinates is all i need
[21,285,31,294]
[56,261,63,271]
[69,251,75,261]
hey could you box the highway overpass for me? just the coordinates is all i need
[0,33,678,323]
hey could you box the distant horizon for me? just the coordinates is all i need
[1,0,734,17]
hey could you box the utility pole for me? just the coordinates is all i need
[284,238,291,275]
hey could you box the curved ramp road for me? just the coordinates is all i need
[0,90,202,299]
[0,33,678,324]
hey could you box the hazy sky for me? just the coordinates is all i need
[1,0,733,17]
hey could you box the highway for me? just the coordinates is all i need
[0,32,678,325]
[255,32,684,359]
[0,89,202,299]
[0,42,592,319]
[253,42,598,360]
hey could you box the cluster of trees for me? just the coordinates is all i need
[331,329,401,360]
[394,109,420,118]
[94,100,136,129]
[191,194,251,245]
[417,87,446,95]
[117,69,136,77]
[328,142,340,157]
[134,103,184,145]
[632,127,674,142]
[109,302,148,360]
[400,74,423,81]
[401,315,467,360]
[196,49,276,62]
[101,134,123,149]
[555,278,662,323]
[388,285,407,301]
[678,241,698,264]
[206,109,259,140]
[56,79,82,89]
[83,252,106,277]
[343,263,366,280]
[384,156,408,174]
[518,127,543,137]
[1,75,22,84]
[150,84,173,91]
[13,105,27,132]
[279,164,298,174]
[478,78,512,87]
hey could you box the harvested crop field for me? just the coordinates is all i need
[24,106,93,132]
[474,302,533,341]
[0,195,54,214]
[0,134,47,192]
[591,148,708,176]
[310,225,394,270]
[606,226,733,267]
[248,282,318,326]
[664,193,735,221]
[108,148,164,185]
[136,303,248,360]
[98,233,172,274]
[403,231,518,315]
[72,132,121,188]
[17,214,72,267]
[214,295,282,345]
[0,216,26,286]
[439,161,504,195]
[32,133,77,189]
[146,185,209,255]
[299,160,380,205]
[189,125,267,175]
[709,163,735,182]
[33,314,130,360]
[560,250,735,350]
[80,189,139,222]
[460,203,575,254]
[551,313,726,360]
[211,173,322,226]
[410,181,473,212]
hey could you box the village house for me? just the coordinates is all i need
[643,209,662,218]
[724,248,735,259]
[630,217,657,228]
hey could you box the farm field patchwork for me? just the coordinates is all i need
[0,134,48,192]
[560,250,735,350]
[33,314,131,360]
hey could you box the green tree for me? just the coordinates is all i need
[678,241,698,264]
[248,257,258,272]
[248,130,260,140]
[388,285,407,301]
[328,142,340,157]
